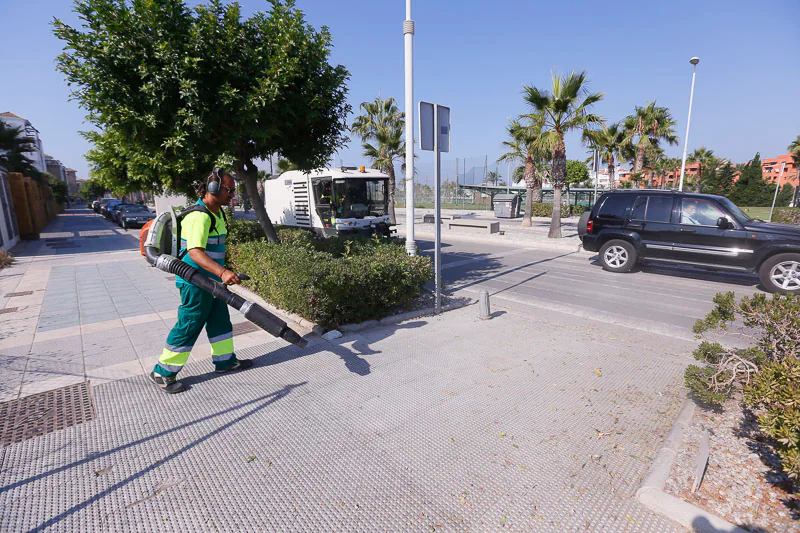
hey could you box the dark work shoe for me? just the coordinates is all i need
[149,372,186,394]
[215,358,253,374]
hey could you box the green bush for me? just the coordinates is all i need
[744,359,800,479]
[774,208,800,225]
[226,219,267,246]
[227,233,432,328]
[687,291,800,479]
[524,203,585,218]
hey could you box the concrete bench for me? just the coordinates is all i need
[446,219,499,234]
[423,214,461,223]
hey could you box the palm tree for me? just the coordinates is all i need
[351,96,406,224]
[623,102,679,177]
[0,122,41,178]
[689,147,718,193]
[583,122,625,190]
[523,71,603,238]
[498,118,550,227]
[789,135,800,199]
[485,170,503,186]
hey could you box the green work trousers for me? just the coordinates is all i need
[153,283,237,377]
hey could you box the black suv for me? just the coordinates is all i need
[577,190,800,293]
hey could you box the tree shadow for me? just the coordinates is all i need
[735,407,800,519]
[3,383,304,500]
[691,516,760,533]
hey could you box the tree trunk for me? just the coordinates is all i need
[236,158,279,243]
[697,168,703,194]
[608,161,616,190]
[531,183,543,202]
[548,186,563,238]
[521,156,535,227]
[386,163,397,224]
[647,170,654,188]
[548,144,566,239]
[522,186,533,227]
[634,144,646,174]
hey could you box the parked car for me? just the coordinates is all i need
[577,190,800,294]
[94,198,112,213]
[117,204,155,229]
[102,199,123,218]
[109,202,131,223]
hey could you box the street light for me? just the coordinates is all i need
[678,56,700,191]
[403,0,416,256]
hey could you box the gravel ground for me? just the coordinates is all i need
[664,399,799,532]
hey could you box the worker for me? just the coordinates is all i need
[149,168,252,394]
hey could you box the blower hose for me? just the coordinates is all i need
[145,245,307,348]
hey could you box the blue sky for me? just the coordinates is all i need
[1,0,798,186]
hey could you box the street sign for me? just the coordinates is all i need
[419,102,450,153]
[417,101,450,314]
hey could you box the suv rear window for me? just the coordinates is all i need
[597,195,632,221]
[631,196,673,223]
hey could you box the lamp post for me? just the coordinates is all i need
[678,57,700,192]
[403,0,416,256]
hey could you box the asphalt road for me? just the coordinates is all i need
[416,235,763,341]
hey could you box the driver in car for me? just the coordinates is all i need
[681,201,702,225]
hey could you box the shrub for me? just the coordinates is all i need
[227,234,432,328]
[687,291,800,479]
[525,203,585,218]
[774,208,800,225]
[0,251,13,269]
[226,219,267,246]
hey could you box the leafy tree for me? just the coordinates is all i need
[79,177,108,200]
[54,0,351,243]
[789,135,800,203]
[566,160,588,187]
[275,159,299,174]
[623,101,678,175]
[730,153,771,206]
[351,96,407,224]
[523,71,603,238]
[498,117,550,227]
[583,122,625,190]
[702,161,736,197]
[688,147,718,193]
[776,183,794,208]
[46,173,69,204]
[0,121,41,178]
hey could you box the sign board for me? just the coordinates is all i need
[419,102,450,153]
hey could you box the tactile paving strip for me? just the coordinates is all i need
[0,381,96,446]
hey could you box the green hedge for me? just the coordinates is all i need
[524,203,586,218]
[774,208,800,225]
[226,223,432,328]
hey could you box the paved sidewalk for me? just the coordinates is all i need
[0,207,695,531]
[0,208,272,401]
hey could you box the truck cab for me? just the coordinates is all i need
[264,166,392,237]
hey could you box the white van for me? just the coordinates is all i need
[263,166,393,237]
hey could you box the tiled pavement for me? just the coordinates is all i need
[0,207,697,531]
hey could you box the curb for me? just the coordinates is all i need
[636,398,749,533]
[232,285,474,338]
[229,284,324,336]
[334,296,474,334]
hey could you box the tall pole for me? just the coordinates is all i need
[769,162,786,222]
[678,57,700,192]
[403,0,416,256]
[434,107,442,314]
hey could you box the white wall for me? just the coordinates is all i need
[154,192,192,217]
[0,116,46,174]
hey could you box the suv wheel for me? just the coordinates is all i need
[599,240,637,273]
[759,253,800,294]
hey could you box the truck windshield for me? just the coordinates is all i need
[332,178,388,219]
